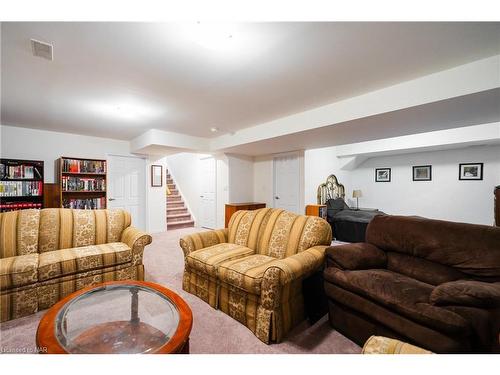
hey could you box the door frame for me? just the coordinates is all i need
[199,155,217,229]
[106,153,147,230]
[272,151,301,213]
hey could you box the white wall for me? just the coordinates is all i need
[0,125,167,232]
[146,155,167,233]
[0,125,131,182]
[304,146,353,206]
[305,144,500,225]
[215,154,229,228]
[227,154,254,202]
[254,151,305,214]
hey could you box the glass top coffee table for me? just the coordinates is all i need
[36,281,193,354]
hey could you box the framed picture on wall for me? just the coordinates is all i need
[413,165,432,181]
[375,168,391,182]
[151,165,163,187]
[459,163,483,181]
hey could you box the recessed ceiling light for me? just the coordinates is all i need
[169,22,268,63]
[86,99,163,121]
[185,22,235,52]
[210,127,219,133]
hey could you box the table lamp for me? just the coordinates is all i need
[352,189,362,210]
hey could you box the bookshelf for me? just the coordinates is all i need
[57,157,107,209]
[0,158,44,212]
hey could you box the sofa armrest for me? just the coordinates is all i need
[179,228,228,258]
[362,336,432,354]
[121,226,152,266]
[258,246,327,311]
[430,280,500,308]
[266,245,328,284]
[325,243,387,270]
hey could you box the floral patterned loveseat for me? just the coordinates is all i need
[180,208,332,344]
[0,208,151,321]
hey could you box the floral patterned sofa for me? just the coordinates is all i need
[0,208,151,322]
[180,208,332,344]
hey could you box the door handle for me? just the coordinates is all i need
[108,198,116,201]
[275,196,280,199]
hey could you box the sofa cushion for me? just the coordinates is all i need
[0,209,40,258]
[186,243,255,277]
[38,242,132,281]
[258,210,332,258]
[324,267,470,334]
[387,252,467,286]
[38,208,132,253]
[326,243,387,270]
[218,254,276,294]
[366,215,500,278]
[430,280,500,308]
[0,253,39,290]
[227,208,332,259]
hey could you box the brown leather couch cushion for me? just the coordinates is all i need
[326,243,387,270]
[430,280,500,308]
[326,285,472,353]
[324,267,470,334]
[387,252,467,286]
[366,215,500,278]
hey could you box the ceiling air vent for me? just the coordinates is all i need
[30,39,53,61]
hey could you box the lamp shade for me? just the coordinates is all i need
[352,189,363,198]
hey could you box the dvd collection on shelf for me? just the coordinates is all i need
[62,159,106,173]
[62,176,106,192]
[0,180,43,197]
[63,197,106,209]
[0,164,43,179]
[0,159,45,212]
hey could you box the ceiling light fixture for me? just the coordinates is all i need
[210,127,219,133]
[182,22,237,52]
[86,98,163,122]
[170,22,268,63]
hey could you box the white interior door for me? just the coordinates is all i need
[107,155,146,230]
[200,157,217,229]
[273,154,300,213]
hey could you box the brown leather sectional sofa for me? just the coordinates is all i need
[324,215,500,353]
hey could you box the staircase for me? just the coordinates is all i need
[166,170,195,230]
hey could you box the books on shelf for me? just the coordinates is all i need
[62,159,106,173]
[0,163,42,179]
[0,159,45,212]
[0,202,43,211]
[63,197,106,209]
[58,157,107,209]
[0,181,43,197]
[62,176,106,192]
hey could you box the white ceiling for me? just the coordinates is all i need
[2,22,500,140]
[221,88,500,155]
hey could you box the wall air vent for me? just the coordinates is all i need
[30,39,53,61]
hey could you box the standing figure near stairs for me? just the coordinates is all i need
[166,169,195,230]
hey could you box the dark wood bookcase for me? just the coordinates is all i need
[56,157,107,209]
[0,158,44,212]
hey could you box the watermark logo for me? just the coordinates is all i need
[0,346,48,354]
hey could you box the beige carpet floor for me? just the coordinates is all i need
[0,228,360,354]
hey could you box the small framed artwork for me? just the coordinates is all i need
[375,168,391,182]
[151,165,163,187]
[413,165,432,181]
[459,163,483,181]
